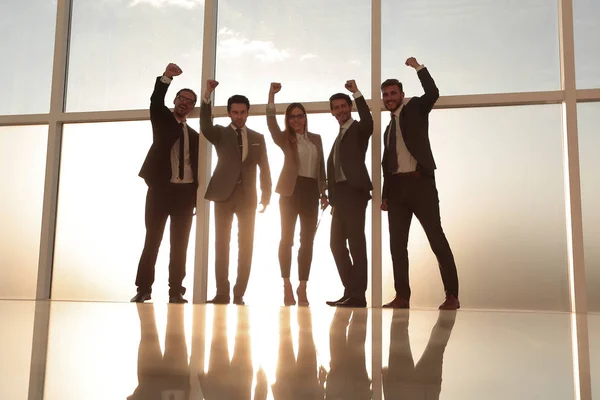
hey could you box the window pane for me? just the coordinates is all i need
[574,0,600,89]
[0,301,36,400]
[0,0,56,114]
[66,0,204,112]
[215,0,372,106]
[578,103,600,312]
[381,311,574,399]
[0,126,47,299]
[206,113,373,306]
[382,0,560,95]
[381,105,569,311]
[53,121,197,302]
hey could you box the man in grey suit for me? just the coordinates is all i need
[326,80,374,308]
[201,79,272,306]
[380,57,459,310]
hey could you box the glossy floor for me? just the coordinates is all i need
[1,300,598,399]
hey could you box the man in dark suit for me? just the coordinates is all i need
[201,79,272,306]
[132,63,199,304]
[326,80,373,308]
[381,57,460,310]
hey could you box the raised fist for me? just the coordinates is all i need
[270,82,282,94]
[206,79,219,92]
[405,57,420,69]
[345,79,358,93]
[164,63,182,78]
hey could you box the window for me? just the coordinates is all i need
[215,0,372,106]
[0,0,56,115]
[577,102,600,312]
[574,0,600,89]
[66,0,204,112]
[381,105,569,311]
[0,126,47,299]
[52,121,197,302]
[382,0,560,95]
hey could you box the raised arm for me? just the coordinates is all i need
[346,80,373,138]
[200,79,221,144]
[266,82,287,148]
[406,57,439,113]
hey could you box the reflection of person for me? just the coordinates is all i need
[132,63,199,304]
[266,83,328,307]
[198,307,266,400]
[272,308,326,399]
[382,310,457,399]
[201,79,272,306]
[326,308,372,399]
[128,304,190,400]
[326,80,373,308]
[380,57,460,310]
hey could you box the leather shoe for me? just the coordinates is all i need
[337,297,367,308]
[383,296,410,309]
[439,294,460,310]
[233,296,245,305]
[207,295,230,304]
[169,293,188,304]
[130,292,151,303]
[326,295,349,306]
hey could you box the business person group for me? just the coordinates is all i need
[130,57,460,311]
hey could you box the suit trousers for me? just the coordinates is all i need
[330,182,369,300]
[386,174,459,300]
[135,183,196,296]
[278,176,319,281]
[214,182,257,298]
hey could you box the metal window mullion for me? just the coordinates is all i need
[192,0,218,304]
[28,0,72,399]
[558,0,592,399]
[371,1,383,400]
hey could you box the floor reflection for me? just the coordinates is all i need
[382,310,456,399]
[327,309,372,400]
[272,308,326,399]
[129,304,189,400]
[200,306,267,400]
[0,301,583,400]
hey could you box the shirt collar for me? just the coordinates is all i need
[340,117,355,131]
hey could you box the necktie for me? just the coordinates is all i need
[334,127,344,180]
[236,128,243,160]
[387,113,398,173]
[178,122,185,179]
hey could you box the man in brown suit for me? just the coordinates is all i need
[201,79,272,306]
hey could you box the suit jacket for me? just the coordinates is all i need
[266,113,326,197]
[200,101,272,206]
[326,95,374,206]
[382,67,440,200]
[139,77,200,190]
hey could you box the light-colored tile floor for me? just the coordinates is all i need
[1,300,597,399]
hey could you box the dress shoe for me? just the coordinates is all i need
[326,295,349,306]
[206,294,230,304]
[337,297,367,308]
[233,296,245,305]
[382,296,410,309]
[169,293,188,304]
[439,294,460,310]
[130,292,151,303]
